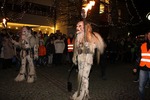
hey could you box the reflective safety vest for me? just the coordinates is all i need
[67,38,74,52]
[139,42,150,68]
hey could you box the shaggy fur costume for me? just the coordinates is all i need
[12,26,39,83]
[71,21,105,100]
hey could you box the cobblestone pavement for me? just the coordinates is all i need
[0,62,150,100]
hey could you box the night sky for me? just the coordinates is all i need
[133,0,150,35]
[134,0,150,19]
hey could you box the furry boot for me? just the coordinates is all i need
[27,75,35,83]
[15,73,25,82]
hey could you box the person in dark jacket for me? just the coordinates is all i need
[46,35,55,65]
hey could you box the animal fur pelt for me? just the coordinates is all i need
[73,21,105,64]
[71,21,105,100]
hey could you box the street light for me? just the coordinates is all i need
[146,12,150,20]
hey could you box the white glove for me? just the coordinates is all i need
[133,68,137,73]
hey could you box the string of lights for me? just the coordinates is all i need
[1,0,6,17]
[125,0,134,21]
[121,0,142,26]
[97,0,143,28]
[0,0,144,30]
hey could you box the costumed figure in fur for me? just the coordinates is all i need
[12,26,39,83]
[70,21,105,100]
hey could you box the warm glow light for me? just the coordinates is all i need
[105,0,109,4]
[0,22,55,33]
[99,3,105,14]
[1,22,40,28]
[89,1,95,6]
[82,0,95,18]
[87,4,92,10]
[39,25,54,30]
[128,32,130,36]
[100,0,109,4]
[2,18,7,28]
[50,27,54,30]
[84,1,95,10]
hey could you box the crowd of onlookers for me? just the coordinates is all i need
[0,29,73,70]
[104,37,144,64]
[0,28,146,70]
[0,31,15,69]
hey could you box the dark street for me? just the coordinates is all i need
[0,62,150,100]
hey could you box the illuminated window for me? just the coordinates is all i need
[100,0,104,2]
[100,0,109,4]
[105,0,109,4]
[99,3,105,14]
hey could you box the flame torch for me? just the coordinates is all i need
[2,18,12,40]
[2,18,7,28]
[81,0,95,19]
[81,0,95,42]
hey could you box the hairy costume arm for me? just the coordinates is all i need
[94,32,105,54]
[72,38,78,65]
[93,32,105,64]
[12,39,20,46]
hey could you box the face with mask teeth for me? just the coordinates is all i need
[76,21,84,34]
[22,26,31,38]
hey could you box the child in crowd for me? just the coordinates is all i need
[38,41,46,66]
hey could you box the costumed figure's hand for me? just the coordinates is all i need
[11,39,17,45]
[34,54,38,60]
[25,43,30,49]
[133,68,137,73]
[11,39,20,46]
[11,39,15,43]
[72,56,77,65]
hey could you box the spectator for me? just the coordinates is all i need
[38,41,47,66]
[67,33,74,65]
[133,48,140,82]
[46,35,55,65]
[0,33,4,69]
[138,30,150,100]
[0,46,4,69]
[2,35,15,69]
[53,35,65,65]
[99,42,107,80]
[62,34,68,65]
